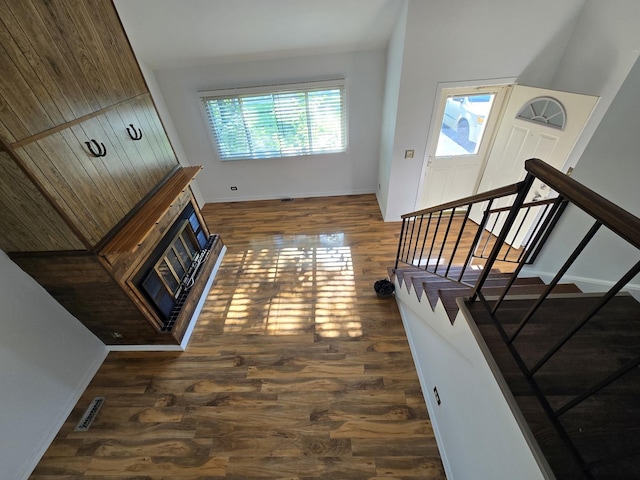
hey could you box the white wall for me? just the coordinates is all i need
[0,251,107,480]
[153,50,386,202]
[525,55,640,292]
[549,0,640,173]
[376,0,407,217]
[380,0,586,220]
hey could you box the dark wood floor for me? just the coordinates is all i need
[31,195,447,479]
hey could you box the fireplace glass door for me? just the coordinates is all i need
[137,205,209,323]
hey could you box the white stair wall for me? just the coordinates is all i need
[393,277,555,480]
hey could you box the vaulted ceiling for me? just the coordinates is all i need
[114,0,403,68]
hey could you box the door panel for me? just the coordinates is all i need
[472,85,598,246]
[476,85,598,195]
[418,85,509,210]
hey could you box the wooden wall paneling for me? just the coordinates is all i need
[85,0,148,98]
[56,0,128,106]
[0,42,55,142]
[0,152,84,251]
[30,0,116,110]
[18,136,114,246]
[100,104,158,194]
[140,95,175,163]
[0,0,98,131]
[49,125,127,233]
[132,95,180,179]
[0,0,148,144]
[11,252,177,345]
[74,116,145,215]
[0,1,84,125]
[31,0,146,109]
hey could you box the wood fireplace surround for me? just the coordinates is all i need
[0,0,225,347]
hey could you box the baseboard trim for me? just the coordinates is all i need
[204,188,376,203]
[18,348,108,480]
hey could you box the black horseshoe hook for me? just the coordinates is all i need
[126,124,143,140]
[85,139,107,157]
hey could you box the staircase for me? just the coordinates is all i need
[390,159,640,480]
[391,266,582,323]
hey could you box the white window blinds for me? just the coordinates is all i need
[199,80,346,160]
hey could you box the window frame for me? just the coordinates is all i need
[198,79,348,161]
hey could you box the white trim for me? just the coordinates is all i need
[18,349,108,480]
[205,188,376,204]
[108,245,227,352]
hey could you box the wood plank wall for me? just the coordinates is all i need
[0,0,147,143]
[11,252,175,345]
[0,151,84,251]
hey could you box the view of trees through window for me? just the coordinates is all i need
[201,83,346,160]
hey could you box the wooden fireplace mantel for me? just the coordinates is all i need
[99,166,203,255]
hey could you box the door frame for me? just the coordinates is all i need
[416,77,516,211]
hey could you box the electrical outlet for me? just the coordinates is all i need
[230,186,238,191]
[405,149,414,159]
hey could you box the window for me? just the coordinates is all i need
[199,80,346,160]
[516,96,566,130]
[436,92,496,156]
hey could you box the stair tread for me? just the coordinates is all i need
[437,283,583,324]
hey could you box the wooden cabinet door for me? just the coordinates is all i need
[15,98,179,246]
[0,151,85,251]
[0,0,147,144]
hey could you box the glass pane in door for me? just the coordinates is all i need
[436,93,496,156]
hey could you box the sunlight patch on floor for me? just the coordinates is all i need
[218,242,362,337]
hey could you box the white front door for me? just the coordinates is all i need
[471,85,599,246]
[417,85,510,210]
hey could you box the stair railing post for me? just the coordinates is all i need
[458,199,495,283]
[394,218,407,270]
[470,173,536,301]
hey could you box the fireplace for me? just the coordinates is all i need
[134,202,216,331]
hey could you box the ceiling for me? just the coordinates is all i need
[114,0,403,69]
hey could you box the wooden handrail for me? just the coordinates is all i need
[401,182,523,219]
[525,159,640,249]
[488,197,557,214]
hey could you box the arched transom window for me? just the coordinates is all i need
[516,96,566,130]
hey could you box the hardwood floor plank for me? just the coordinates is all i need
[84,456,228,477]
[330,420,434,439]
[375,456,447,478]
[224,456,376,479]
[32,195,444,479]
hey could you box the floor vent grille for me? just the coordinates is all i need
[74,397,105,431]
